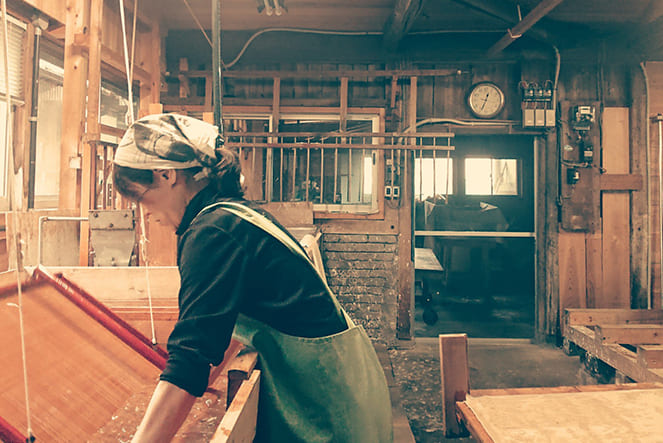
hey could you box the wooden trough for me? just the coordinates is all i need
[439,333,663,442]
[0,266,259,442]
[563,308,663,382]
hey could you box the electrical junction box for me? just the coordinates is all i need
[559,101,601,232]
[520,80,556,128]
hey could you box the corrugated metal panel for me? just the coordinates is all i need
[0,16,27,99]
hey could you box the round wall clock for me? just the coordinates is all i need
[467,81,505,119]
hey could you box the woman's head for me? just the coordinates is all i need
[112,113,243,201]
[112,114,243,229]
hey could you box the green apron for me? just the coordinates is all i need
[196,201,393,443]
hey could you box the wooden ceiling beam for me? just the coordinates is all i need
[486,0,564,57]
[383,0,426,51]
[639,0,663,25]
[448,0,555,43]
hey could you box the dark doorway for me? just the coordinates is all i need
[413,135,535,338]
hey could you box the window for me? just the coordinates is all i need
[0,14,27,209]
[34,43,64,208]
[100,80,139,144]
[225,111,381,214]
[465,158,518,196]
[414,155,453,202]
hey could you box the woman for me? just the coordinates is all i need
[112,113,393,442]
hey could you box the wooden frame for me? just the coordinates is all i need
[440,333,663,442]
[563,308,663,382]
[1,265,260,440]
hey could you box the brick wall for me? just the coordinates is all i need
[322,233,399,345]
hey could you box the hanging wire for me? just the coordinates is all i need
[118,0,134,124]
[118,0,157,344]
[182,0,212,46]
[129,0,138,85]
[2,2,34,440]
[139,205,157,344]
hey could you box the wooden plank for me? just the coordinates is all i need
[60,0,87,209]
[226,350,259,406]
[79,0,104,265]
[649,62,663,310]
[565,308,663,326]
[439,333,469,437]
[259,202,313,226]
[558,232,587,321]
[585,233,602,308]
[599,174,643,191]
[564,324,663,382]
[629,66,649,309]
[210,370,260,443]
[637,345,663,369]
[21,0,66,23]
[471,386,580,397]
[486,0,564,56]
[596,324,663,345]
[52,266,180,307]
[602,107,631,308]
[177,68,462,80]
[455,401,494,443]
[397,77,416,339]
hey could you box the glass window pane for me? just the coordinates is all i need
[465,158,492,195]
[465,158,518,196]
[493,159,518,195]
[414,156,453,201]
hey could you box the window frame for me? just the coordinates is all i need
[224,107,384,217]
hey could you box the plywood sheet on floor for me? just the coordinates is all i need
[464,387,663,442]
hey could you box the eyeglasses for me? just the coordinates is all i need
[135,186,153,204]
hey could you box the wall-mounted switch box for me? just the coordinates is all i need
[523,109,535,127]
[545,109,556,127]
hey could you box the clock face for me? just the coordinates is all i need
[467,82,505,119]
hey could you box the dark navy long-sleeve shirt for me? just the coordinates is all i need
[159,186,346,396]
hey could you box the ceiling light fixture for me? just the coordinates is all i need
[256,0,287,16]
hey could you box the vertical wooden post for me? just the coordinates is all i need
[79,0,103,266]
[21,21,35,210]
[602,107,631,307]
[272,77,281,132]
[339,77,348,131]
[439,333,469,437]
[397,76,416,339]
[60,0,88,210]
[630,66,650,308]
[139,14,162,118]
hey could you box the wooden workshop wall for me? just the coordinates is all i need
[556,64,655,334]
[0,0,163,267]
[162,29,661,341]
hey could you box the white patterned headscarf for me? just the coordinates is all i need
[114,113,222,180]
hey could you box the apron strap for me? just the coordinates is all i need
[196,201,354,327]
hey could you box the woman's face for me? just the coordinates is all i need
[134,170,186,231]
